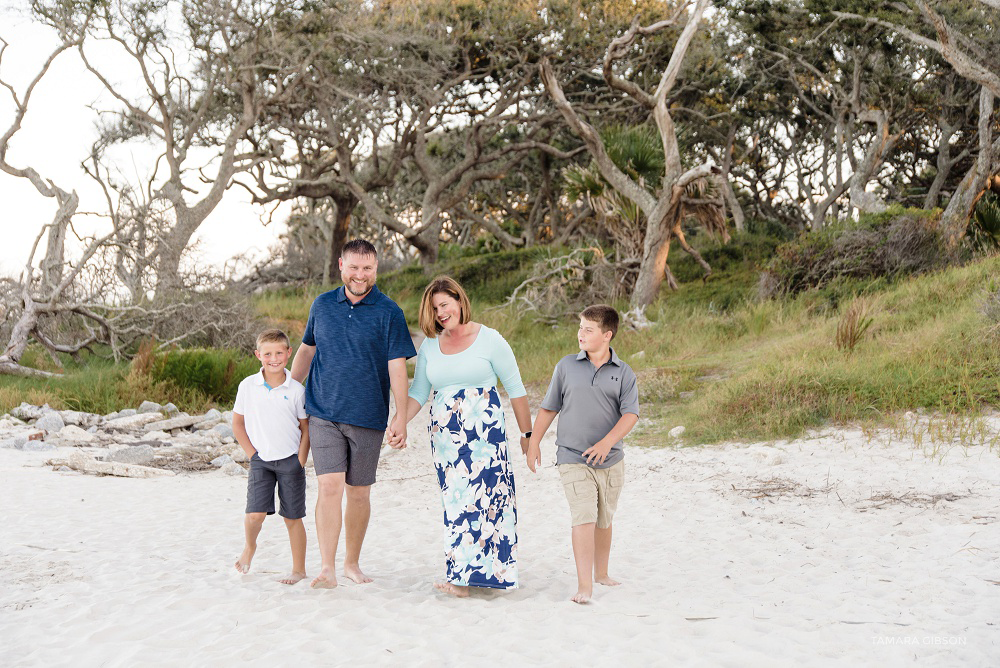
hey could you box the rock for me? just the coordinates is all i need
[144,430,171,440]
[87,426,98,434]
[0,418,18,430]
[58,425,96,443]
[212,423,234,440]
[68,451,174,478]
[143,415,201,432]
[1,434,28,449]
[105,444,156,466]
[35,412,66,433]
[104,413,164,431]
[138,401,162,414]
[22,440,56,452]
[59,410,101,427]
[668,425,686,439]
[222,411,234,424]
[221,461,246,476]
[679,391,696,400]
[119,409,137,417]
[203,408,222,421]
[211,454,234,467]
[11,403,45,421]
[163,402,179,415]
[56,465,72,472]
[194,416,223,430]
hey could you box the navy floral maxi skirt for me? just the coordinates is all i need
[428,386,518,589]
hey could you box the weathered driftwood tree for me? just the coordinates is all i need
[833,0,1000,244]
[31,0,318,295]
[540,0,724,314]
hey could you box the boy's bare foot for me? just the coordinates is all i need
[310,567,338,588]
[433,582,470,598]
[595,575,621,586]
[571,588,593,604]
[279,571,307,585]
[343,564,373,584]
[234,546,255,574]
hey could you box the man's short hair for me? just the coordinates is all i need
[580,304,619,340]
[256,328,291,349]
[419,276,473,338]
[342,239,377,259]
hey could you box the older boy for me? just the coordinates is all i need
[525,305,639,604]
[233,328,310,585]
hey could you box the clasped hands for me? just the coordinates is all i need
[387,413,407,449]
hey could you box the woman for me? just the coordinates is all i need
[400,276,532,597]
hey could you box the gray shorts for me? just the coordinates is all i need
[309,416,385,486]
[246,453,306,519]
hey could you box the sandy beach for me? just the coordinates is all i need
[2,402,998,667]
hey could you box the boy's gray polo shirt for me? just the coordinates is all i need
[540,348,639,469]
[301,284,416,431]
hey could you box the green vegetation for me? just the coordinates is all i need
[4,237,1000,448]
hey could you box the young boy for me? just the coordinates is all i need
[232,328,310,585]
[525,305,639,604]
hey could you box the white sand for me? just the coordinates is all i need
[2,407,998,666]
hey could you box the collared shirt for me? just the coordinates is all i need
[540,348,640,469]
[233,369,307,461]
[301,284,417,430]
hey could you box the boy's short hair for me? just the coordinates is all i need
[256,328,291,349]
[342,239,377,259]
[580,304,619,340]
[418,276,472,338]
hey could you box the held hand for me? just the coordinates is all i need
[582,441,613,466]
[519,436,530,455]
[388,414,408,449]
[298,455,307,469]
[525,443,541,473]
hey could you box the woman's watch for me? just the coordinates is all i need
[521,431,532,439]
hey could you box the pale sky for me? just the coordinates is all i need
[0,5,289,278]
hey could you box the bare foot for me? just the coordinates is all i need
[433,582,470,598]
[571,588,592,604]
[310,567,338,589]
[279,571,306,585]
[595,575,621,587]
[234,545,255,574]
[343,564,373,584]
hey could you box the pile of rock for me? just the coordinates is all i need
[0,401,247,478]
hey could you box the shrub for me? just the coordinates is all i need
[146,348,261,403]
[760,209,950,298]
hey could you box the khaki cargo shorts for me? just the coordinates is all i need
[558,459,624,529]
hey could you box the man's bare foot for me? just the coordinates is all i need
[595,575,621,586]
[279,571,306,585]
[433,582,470,598]
[310,567,338,589]
[343,564,373,584]
[234,545,255,574]
[571,587,592,604]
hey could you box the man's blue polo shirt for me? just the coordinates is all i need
[301,284,416,431]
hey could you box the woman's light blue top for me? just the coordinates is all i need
[408,325,526,406]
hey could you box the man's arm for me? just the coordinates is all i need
[290,343,316,384]
[581,413,639,466]
[232,413,256,459]
[525,408,558,473]
[297,417,310,467]
[387,357,409,448]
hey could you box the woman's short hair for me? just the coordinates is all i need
[419,276,472,338]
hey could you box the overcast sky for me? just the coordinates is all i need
[0,5,288,278]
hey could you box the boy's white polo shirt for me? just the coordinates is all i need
[233,369,307,462]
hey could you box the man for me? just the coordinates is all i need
[291,239,416,588]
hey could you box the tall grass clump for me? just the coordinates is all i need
[835,297,874,353]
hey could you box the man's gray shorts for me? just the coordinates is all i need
[309,416,385,486]
[246,453,306,519]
